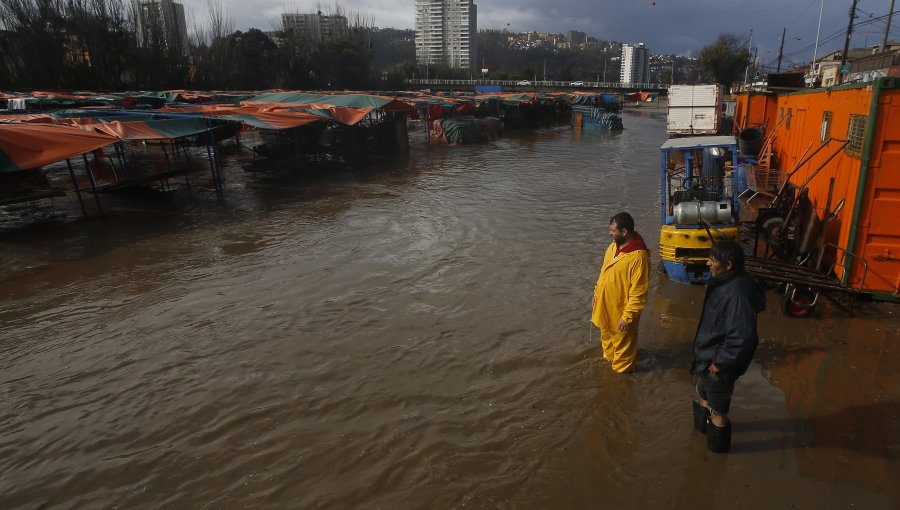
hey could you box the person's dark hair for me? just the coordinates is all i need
[609,212,635,232]
[709,240,745,271]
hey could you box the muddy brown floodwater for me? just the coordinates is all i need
[1,110,898,509]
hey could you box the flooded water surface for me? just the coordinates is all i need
[1,111,899,509]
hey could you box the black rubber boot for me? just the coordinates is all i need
[707,421,732,453]
[692,401,710,433]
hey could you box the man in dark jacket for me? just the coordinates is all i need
[691,241,766,453]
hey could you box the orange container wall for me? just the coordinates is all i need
[773,87,870,270]
[854,87,900,296]
[737,82,900,296]
[734,93,777,131]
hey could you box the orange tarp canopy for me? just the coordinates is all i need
[0,114,57,123]
[240,103,374,125]
[82,120,181,140]
[0,123,119,172]
[157,105,327,129]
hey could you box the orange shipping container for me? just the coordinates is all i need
[735,78,900,300]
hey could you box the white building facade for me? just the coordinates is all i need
[415,0,477,71]
[620,43,649,84]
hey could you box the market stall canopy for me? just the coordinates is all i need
[0,123,119,172]
[215,108,325,130]
[79,117,218,140]
[244,92,412,113]
[158,105,327,129]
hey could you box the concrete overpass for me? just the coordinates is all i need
[404,79,670,95]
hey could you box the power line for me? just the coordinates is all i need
[779,8,900,59]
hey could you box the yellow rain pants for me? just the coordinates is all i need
[600,324,640,373]
[591,242,650,373]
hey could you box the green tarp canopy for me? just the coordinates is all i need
[133,91,182,103]
[51,110,157,122]
[245,92,409,111]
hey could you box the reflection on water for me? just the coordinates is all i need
[1,110,898,508]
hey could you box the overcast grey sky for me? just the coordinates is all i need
[184,0,898,67]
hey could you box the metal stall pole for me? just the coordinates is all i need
[81,154,104,216]
[102,147,123,183]
[159,140,174,191]
[65,158,88,217]
[162,141,172,172]
[210,130,224,194]
[205,130,223,197]
[115,142,130,179]
[181,144,193,189]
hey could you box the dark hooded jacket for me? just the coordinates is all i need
[691,268,766,376]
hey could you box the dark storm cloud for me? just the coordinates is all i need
[181,0,896,64]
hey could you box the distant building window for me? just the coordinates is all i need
[821,111,832,141]
[845,115,867,158]
[786,108,792,129]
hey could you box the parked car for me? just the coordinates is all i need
[570,81,585,87]
[516,80,531,86]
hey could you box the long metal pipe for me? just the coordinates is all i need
[796,140,850,191]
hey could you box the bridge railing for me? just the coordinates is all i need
[404,79,669,91]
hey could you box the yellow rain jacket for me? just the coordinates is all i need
[591,241,650,329]
[591,236,650,372]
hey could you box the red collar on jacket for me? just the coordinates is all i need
[615,232,649,257]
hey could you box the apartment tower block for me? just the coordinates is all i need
[415,0,477,71]
[620,43,649,84]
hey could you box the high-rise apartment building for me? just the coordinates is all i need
[134,0,188,54]
[281,12,349,44]
[415,0,477,71]
[620,43,650,84]
[566,30,586,45]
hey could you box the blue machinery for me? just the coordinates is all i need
[659,136,745,283]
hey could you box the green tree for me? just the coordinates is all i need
[698,33,750,92]
[191,0,236,90]
[370,28,414,68]
[229,29,278,89]
[315,38,371,89]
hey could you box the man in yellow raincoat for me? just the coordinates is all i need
[591,212,650,373]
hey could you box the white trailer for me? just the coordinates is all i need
[666,84,723,135]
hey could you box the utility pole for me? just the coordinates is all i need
[671,59,675,84]
[743,29,754,86]
[840,0,860,68]
[776,27,786,72]
[880,0,896,53]
[753,47,759,81]
[603,59,608,82]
